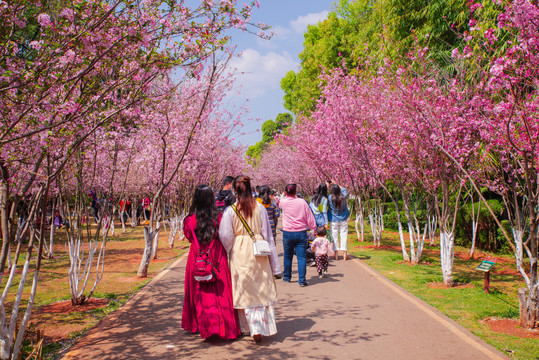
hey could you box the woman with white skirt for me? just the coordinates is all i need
[327,183,350,260]
[219,175,282,343]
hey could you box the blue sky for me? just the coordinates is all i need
[225,1,335,146]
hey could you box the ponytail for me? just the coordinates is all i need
[233,175,255,218]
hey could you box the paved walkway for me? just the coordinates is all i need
[62,232,509,360]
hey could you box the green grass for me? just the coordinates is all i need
[349,223,539,360]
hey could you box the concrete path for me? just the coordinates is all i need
[62,233,509,360]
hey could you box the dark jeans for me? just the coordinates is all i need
[282,230,308,285]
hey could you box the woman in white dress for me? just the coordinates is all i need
[219,175,282,343]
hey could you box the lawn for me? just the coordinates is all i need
[347,223,539,360]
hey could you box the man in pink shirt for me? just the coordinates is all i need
[280,184,317,286]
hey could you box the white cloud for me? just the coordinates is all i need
[290,10,329,33]
[229,49,299,98]
[271,25,292,37]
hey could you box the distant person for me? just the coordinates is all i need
[309,183,328,228]
[257,185,280,241]
[327,182,350,260]
[219,176,281,343]
[279,183,316,287]
[89,191,99,222]
[311,226,334,277]
[53,210,63,229]
[215,176,236,212]
[270,189,280,208]
[181,185,240,339]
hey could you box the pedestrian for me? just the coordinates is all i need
[219,175,282,343]
[257,185,280,241]
[215,175,236,212]
[89,191,99,222]
[53,210,63,229]
[311,226,334,277]
[279,183,317,287]
[181,185,240,340]
[270,189,280,208]
[327,182,350,260]
[309,183,329,228]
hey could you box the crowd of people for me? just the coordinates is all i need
[181,175,350,343]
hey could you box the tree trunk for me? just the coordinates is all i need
[440,230,455,286]
[391,195,409,262]
[519,287,538,329]
[469,200,481,259]
[137,227,157,277]
[151,229,159,260]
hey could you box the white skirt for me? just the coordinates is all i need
[237,305,277,336]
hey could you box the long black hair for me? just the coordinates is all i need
[312,183,328,207]
[258,185,271,205]
[330,184,345,210]
[189,184,218,245]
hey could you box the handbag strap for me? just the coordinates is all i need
[231,204,256,242]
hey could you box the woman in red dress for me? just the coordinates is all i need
[181,185,240,339]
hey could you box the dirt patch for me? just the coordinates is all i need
[37,298,110,315]
[427,282,474,289]
[483,317,539,339]
[31,298,111,342]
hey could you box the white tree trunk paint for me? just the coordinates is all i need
[439,230,455,286]
[512,228,531,287]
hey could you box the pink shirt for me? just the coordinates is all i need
[280,196,317,232]
[311,237,334,256]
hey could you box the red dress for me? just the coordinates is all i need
[181,214,240,339]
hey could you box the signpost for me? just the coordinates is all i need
[476,259,496,294]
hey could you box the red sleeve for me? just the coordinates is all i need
[183,215,195,243]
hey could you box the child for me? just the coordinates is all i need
[311,226,335,277]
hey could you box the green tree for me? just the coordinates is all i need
[246,113,292,162]
[282,0,469,116]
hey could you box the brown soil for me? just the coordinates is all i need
[37,298,110,314]
[31,298,111,342]
[483,317,539,339]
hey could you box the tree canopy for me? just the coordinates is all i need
[246,112,292,161]
[281,0,470,115]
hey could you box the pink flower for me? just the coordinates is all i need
[60,8,74,21]
[29,41,42,50]
[37,13,51,27]
[58,49,76,67]
[490,64,504,76]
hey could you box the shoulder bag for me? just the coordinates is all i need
[231,204,271,257]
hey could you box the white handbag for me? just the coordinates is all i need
[253,239,272,256]
[232,205,271,257]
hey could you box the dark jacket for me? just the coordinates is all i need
[215,190,236,212]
